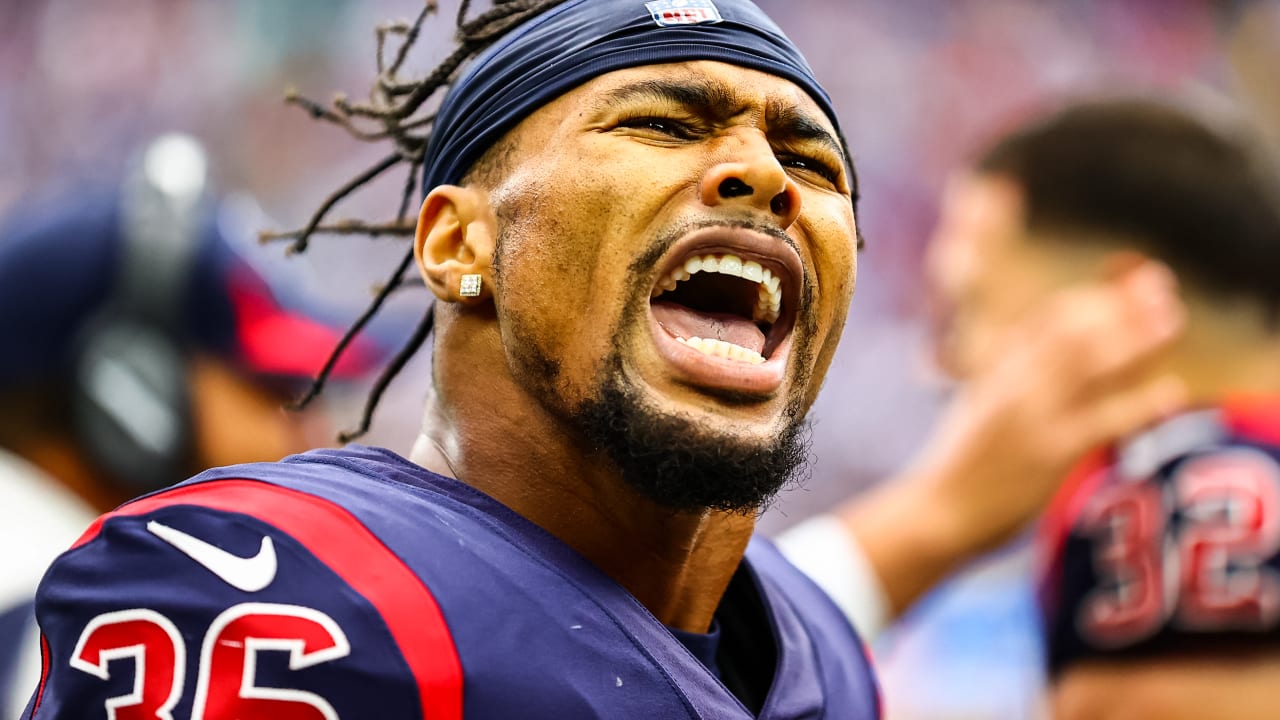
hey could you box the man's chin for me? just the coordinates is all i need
[572,367,813,515]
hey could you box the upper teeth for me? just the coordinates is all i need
[651,253,783,324]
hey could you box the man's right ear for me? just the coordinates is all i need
[415,185,497,304]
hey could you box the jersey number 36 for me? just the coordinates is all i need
[70,602,349,720]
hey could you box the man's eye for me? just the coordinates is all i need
[617,116,697,140]
[780,154,840,185]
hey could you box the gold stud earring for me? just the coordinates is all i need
[459,274,483,298]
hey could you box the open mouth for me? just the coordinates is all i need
[647,227,801,393]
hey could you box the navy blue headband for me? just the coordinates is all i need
[421,0,840,192]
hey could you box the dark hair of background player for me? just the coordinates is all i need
[976,99,1280,325]
[262,0,569,441]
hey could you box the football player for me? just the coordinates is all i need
[930,98,1280,719]
[25,3,882,716]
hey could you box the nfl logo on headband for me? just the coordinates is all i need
[645,0,723,27]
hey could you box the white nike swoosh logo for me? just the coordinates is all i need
[147,520,277,593]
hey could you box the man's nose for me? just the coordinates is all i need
[699,134,802,228]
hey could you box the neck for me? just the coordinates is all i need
[1163,302,1280,404]
[412,338,754,633]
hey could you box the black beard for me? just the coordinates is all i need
[572,357,813,515]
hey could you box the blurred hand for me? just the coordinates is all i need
[843,260,1187,616]
[917,260,1185,551]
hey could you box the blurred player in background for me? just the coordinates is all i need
[928,98,1280,718]
[0,134,377,717]
[20,2,1189,718]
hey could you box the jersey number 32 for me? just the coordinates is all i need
[1077,449,1280,647]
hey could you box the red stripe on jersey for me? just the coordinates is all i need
[68,479,463,720]
[1036,447,1114,615]
[29,633,50,717]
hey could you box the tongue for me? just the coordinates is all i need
[651,301,766,354]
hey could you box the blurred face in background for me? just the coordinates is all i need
[927,173,1107,379]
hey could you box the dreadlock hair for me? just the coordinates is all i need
[262,0,569,441]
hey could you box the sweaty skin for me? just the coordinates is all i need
[410,61,858,633]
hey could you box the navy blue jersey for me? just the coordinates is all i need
[1039,399,1280,675]
[24,446,880,719]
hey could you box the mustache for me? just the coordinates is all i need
[627,216,799,276]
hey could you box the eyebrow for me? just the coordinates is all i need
[765,99,849,169]
[597,77,849,168]
[597,77,737,115]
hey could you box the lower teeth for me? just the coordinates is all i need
[675,336,765,364]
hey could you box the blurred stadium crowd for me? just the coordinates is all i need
[1,1,1275,718]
